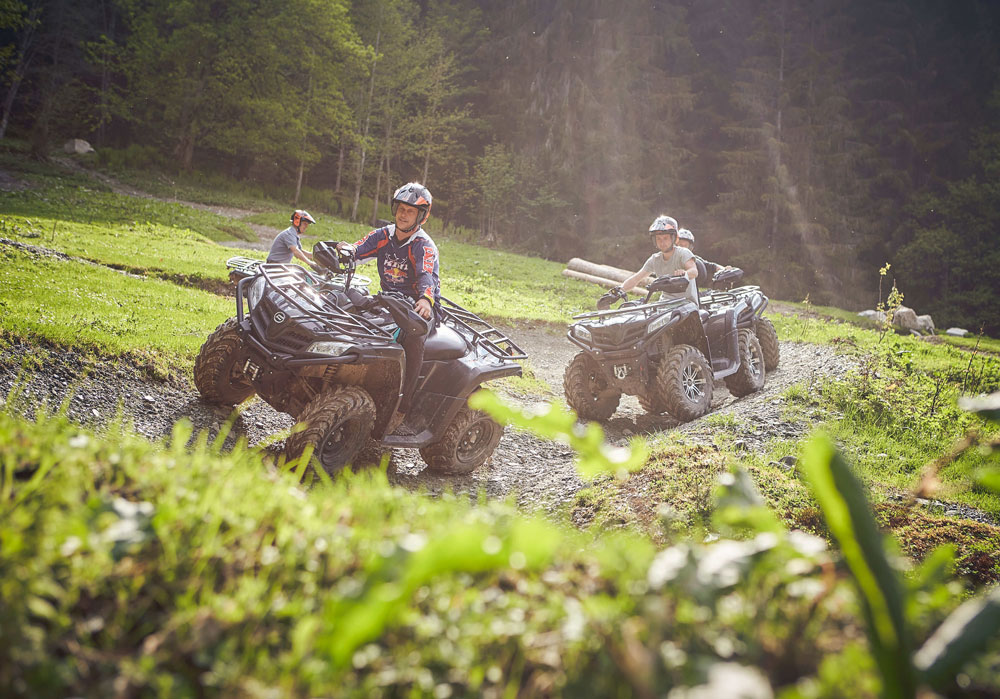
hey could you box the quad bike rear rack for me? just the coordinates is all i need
[226,255,262,278]
[699,285,767,315]
[438,296,527,362]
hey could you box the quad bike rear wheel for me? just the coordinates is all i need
[285,386,376,476]
[725,329,766,397]
[656,344,714,422]
[564,352,621,421]
[194,317,255,406]
[420,399,503,475]
[756,317,780,371]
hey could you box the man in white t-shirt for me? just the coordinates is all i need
[621,215,697,299]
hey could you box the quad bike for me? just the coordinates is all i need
[699,268,780,372]
[196,242,526,476]
[564,270,775,423]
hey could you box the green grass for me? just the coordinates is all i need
[12,404,991,697]
[0,212,251,285]
[0,245,231,378]
[0,179,256,244]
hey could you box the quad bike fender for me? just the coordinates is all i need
[703,307,742,379]
[379,357,521,447]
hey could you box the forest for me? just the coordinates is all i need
[1,0,998,333]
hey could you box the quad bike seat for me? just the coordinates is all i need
[424,323,469,360]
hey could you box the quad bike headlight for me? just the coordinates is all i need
[307,340,354,356]
[647,312,676,334]
[247,276,266,309]
[572,325,592,343]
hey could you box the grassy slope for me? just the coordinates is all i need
[2,161,998,513]
[2,157,999,695]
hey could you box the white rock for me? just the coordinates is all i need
[916,314,935,335]
[63,138,95,155]
[945,327,969,337]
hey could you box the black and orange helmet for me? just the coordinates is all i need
[290,210,316,228]
[391,183,432,231]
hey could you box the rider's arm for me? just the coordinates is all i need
[410,238,439,309]
[622,258,654,292]
[350,227,388,261]
[291,245,313,263]
[682,257,697,280]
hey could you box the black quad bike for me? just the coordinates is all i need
[563,270,777,423]
[195,242,526,476]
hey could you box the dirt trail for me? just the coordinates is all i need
[1,162,856,512]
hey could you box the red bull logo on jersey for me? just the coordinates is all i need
[384,257,408,283]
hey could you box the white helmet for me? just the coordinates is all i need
[648,215,678,236]
[677,228,695,244]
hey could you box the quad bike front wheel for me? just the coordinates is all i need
[194,318,255,406]
[656,344,714,422]
[756,317,780,371]
[725,329,766,397]
[285,386,376,477]
[420,400,503,475]
[564,352,621,421]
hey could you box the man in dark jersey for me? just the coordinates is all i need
[338,182,439,424]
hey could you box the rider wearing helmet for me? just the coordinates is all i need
[675,228,733,288]
[621,214,697,299]
[266,210,316,264]
[338,182,440,425]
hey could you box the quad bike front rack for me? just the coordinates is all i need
[238,263,394,344]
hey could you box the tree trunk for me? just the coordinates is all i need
[0,6,40,141]
[422,142,431,184]
[335,141,345,192]
[371,153,384,227]
[351,29,380,222]
[294,158,305,205]
[770,0,786,251]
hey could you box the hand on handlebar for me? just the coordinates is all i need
[336,242,357,256]
[414,297,432,320]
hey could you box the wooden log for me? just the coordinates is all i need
[566,257,637,283]
[561,268,648,296]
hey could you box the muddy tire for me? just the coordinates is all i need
[420,401,503,475]
[194,318,255,406]
[564,352,621,421]
[725,329,766,397]
[638,391,669,416]
[656,344,714,422]
[285,386,376,477]
[756,317,780,371]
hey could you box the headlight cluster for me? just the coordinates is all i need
[247,276,266,309]
[307,341,354,356]
[572,325,593,343]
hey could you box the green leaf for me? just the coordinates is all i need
[914,587,1000,690]
[958,391,1000,423]
[468,390,648,479]
[801,434,916,699]
[975,468,1000,494]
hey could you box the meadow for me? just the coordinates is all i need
[1,156,998,697]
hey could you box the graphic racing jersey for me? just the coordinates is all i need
[352,225,440,306]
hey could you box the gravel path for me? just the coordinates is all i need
[6,162,992,525]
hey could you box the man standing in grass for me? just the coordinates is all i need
[266,210,316,264]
